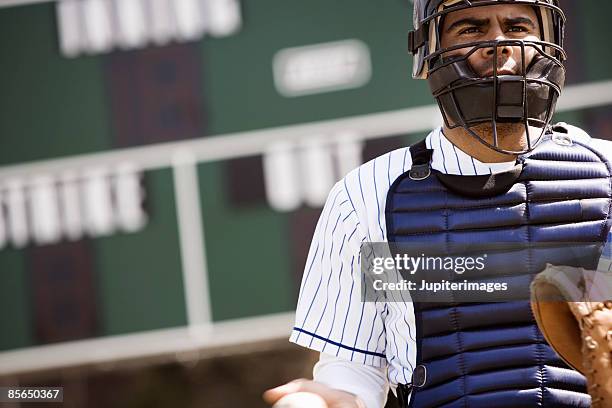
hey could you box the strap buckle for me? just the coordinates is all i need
[408,139,433,181]
[409,163,431,181]
[396,365,427,407]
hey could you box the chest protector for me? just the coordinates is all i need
[387,129,612,408]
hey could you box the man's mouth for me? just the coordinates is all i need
[482,68,518,77]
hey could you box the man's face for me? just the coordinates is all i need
[440,4,541,77]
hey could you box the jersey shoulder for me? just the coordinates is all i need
[342,146,413,185]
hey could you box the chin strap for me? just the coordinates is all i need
[408,28,427,55]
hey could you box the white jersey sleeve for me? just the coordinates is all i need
[289,179,388,367]
[313,353,389,408]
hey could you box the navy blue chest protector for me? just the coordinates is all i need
[387,131,612,408]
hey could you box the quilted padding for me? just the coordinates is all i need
[387,134,612,407]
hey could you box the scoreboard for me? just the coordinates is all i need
[0,0,611,376]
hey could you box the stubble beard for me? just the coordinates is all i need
[469,122,529,153]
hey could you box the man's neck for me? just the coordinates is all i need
[442,124,529,163]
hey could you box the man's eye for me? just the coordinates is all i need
[459,27,481,35]
[508,26,528,33]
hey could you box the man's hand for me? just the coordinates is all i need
[530,264,612,407]
[263,379,366,408]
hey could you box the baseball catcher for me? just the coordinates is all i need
[266,1,612,407]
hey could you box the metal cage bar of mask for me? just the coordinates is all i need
[418,0,566,34]
[426,38,565,154]
[410,0,566,79]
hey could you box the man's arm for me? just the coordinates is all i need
[313,353,389,408]
[289,179,388,366]
[265,175,391,407]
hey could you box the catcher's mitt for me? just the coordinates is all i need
[530,264,612,407]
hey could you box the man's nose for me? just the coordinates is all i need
[480,33,514,60]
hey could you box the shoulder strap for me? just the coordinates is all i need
[408,139,434,181]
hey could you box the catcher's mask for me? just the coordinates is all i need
[408,0,567,155]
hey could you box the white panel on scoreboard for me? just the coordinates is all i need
[56,0,243,57]
[0,165,148,249]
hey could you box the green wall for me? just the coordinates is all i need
[0,1,611,351]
